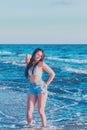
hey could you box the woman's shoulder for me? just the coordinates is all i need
[38,61,45,67]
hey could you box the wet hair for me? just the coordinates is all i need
[25,48,45,78]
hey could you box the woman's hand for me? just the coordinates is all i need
[43,82,48,90]
[25,54,31,64]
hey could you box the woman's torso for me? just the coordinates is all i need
[28,62,43,83]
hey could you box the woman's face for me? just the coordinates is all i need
[34,51,43,61]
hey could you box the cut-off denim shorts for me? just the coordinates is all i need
[29,79,48,96]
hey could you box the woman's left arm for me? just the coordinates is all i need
[42,62,55,87]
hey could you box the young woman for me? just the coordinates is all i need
[25,48,55,127]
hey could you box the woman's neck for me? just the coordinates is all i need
[32,61,38,65]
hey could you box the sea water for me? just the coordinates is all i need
[0,44,87,130]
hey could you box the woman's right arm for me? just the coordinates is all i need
[25,54,31,65]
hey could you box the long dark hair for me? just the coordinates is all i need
[25,48,45,78]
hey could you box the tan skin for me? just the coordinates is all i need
[25,51,55,127]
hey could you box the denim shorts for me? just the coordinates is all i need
[29,79,48,96]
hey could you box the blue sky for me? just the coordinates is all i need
[0,0,87,44]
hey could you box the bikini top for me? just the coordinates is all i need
[28,64,43,78]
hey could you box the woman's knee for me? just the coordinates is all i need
[27,107,34,117]
[38,108,45,115]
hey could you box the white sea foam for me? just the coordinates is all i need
[57,102,78,110]
[0,110,16,119]
[83,95,87,98]
[19,120,28,125]
[47,56,87,64]
[0,51,13,55]
[2,60,25,66]
[76,112,81,117]
[83,95,87,101]
[0,124,16,128]
[22,126,60,130]
[0,86,12,90]
[59,88,73,94]
[12,61,25,66]
[3,61,11,64]
[17,54,25,56]
[65,66,87,74]
[0,50,26,56]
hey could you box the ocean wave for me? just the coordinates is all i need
[0,52,26,66]
[0,111,16,120]
[47,56,87,64]
[0,86,12,90]
[17,54,25,56]
[3,60,25,66]
[0,85,25,93]
[0,50,25,56]
[49,88,73,94]
[11,61,25,66]
[0,53,87,67]
[0,51,14,55]
[65,67,87,74]
[83,95,87,101]
[22,126,59,130]
[0,124,16,129]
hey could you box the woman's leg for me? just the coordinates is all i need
[38,92,48,127]
[27,94,37,125]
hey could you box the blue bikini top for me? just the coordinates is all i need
[28,64,43,78]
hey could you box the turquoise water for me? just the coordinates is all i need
[0,44,87,130]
